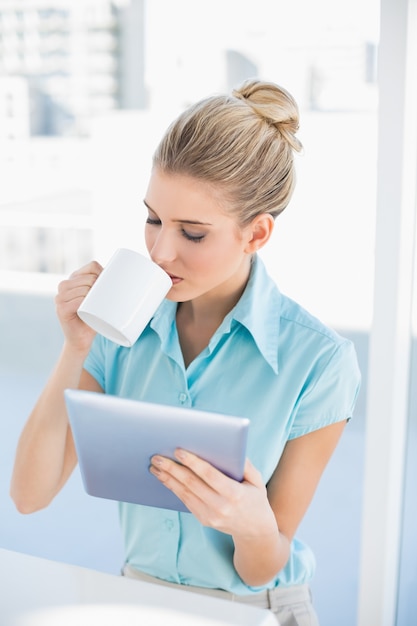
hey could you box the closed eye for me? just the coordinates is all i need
[181,229,205,243]
[146,217,205,243]
[146,217,161,226]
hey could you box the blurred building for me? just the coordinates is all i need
[0,0,378,275]
[0,75,30,140]
[0,0,146,137]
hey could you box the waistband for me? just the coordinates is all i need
[122,564,312,611]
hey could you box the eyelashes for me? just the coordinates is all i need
[182,230,205,243]
[146,218,205,244]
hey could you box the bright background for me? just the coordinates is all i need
[2,2,415,625]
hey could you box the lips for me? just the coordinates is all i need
[167,273,183,285]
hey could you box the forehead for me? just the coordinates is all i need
[145,169,231,220]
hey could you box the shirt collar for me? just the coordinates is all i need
[151,254,281,374]
[228,254,281,374]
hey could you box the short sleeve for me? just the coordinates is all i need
[288,339,361,439]
[83,334,107,390]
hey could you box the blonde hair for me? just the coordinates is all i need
[153,79,303,225]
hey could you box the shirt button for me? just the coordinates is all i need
[165,519,174,531]
[178,392,187,404]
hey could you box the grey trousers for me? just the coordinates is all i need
[122,564,320,626]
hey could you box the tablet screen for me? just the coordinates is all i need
[65,389,250,512]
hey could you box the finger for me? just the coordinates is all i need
[149,456,209,513]
[58,272,99,296]
[150,453,230,508]
[69,260,103,279]
[242,458,265,489]
[173,448,234,494]
[56,283,91,303]
[150,454,205,491]
[56,270,101,309]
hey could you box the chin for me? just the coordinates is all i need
[165,292,187,303]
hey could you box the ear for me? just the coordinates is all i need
[244,213,275,254]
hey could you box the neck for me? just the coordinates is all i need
[175,259,252,368]
[178,260,252,329]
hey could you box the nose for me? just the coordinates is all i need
[147,227,177,266]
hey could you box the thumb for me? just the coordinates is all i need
[242,458,264,488]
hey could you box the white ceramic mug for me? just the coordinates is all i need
[77,248,172,347]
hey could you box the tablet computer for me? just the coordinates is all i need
[64,389,250,513]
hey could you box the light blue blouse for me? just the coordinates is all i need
[83,254,361,594]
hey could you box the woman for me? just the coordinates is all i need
[11,79,361,625]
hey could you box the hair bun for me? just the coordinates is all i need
[232,80,302,153]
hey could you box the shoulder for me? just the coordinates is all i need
[279,293,348,348]
[277,293,361,384]
[240,257,359,378]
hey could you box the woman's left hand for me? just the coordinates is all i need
[149,449,277,537]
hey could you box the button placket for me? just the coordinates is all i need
[178,392,188,404]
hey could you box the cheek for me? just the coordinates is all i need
[195,246,235,276]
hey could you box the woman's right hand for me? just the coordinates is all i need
[55,260,103,352]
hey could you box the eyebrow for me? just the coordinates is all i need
[143,199,213,226]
